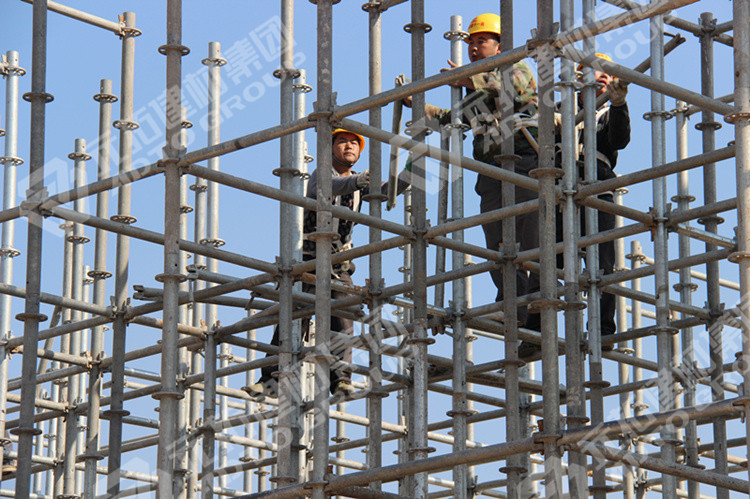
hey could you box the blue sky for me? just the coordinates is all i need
[3,0,746,496]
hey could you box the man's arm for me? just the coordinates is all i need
[604,103,630,151]
[306,168,368,198]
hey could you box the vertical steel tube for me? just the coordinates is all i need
[311,1,334,498]
[731,0,750,488]
[201,39,224,499]
[171,105,192,498]
[497,4,527,497]
[202,329,217,499]
[628,240,647,498]
[47,363,60,497]
[173,106,192,499]
[408,0,429,496]
[649,4,677,496]
[55,226,72,498]
[559,1,587,497]
[698,13,728,499]
[615,188,632,499]
[63,138,88,496]
[189,108,207,499]
[33,412,45,494]
[446,13,470,499]
[83,78,114,499]
[535,1,563,495]
[0,49,23,491]
[292,68,310,487]
[13,0,49,494]
[581,1,606,495]
[157,1,184,496]
[365,1,384,490]
[106,12,138,497]
[674,99,699,499]
[276,0,302,486]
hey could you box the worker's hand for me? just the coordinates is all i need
[607,77,628,107]
[440,59,474,90]
[356,170,370,188]
[402,95,413,108]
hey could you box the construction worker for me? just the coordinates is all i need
[404,13,542,348]
[575,53,630,345]
[245,129,411,397]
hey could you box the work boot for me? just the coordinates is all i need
[242,378,277,399]
[1,457,16,479]
[333,379,355,396]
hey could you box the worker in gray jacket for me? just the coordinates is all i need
[245,128,411,397]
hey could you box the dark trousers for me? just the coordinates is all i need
[259,273,354,392]
[556,190,617,336]
[476,152,541,331]
[581,192,616,336]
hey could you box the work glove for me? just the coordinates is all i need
[608,78,628,107]
[356,170,370,188]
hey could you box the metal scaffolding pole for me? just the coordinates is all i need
[698,12,729,499]
[559,1,587,497]
[311,2,335,499]
[535,1,564,495]
[364,0,384,490]
[12,0,50,494]
[155,1,186,496]
[674,98,700,499]
[732,0,750,489]
[201,36,224,499]
[407,0,429,496]
[496,2,526,498]
[580,1,607,495]
[63,138,89,496]
[275,0,302,486]
[54,224,73,497]
[614,187,632,499]
[82,78,115,499]
[446,13,470,499]
[292,68,310,489]
[105,11,138,497]
[0,49,23,491]
[650,4,678,497]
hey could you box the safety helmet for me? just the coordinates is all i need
[577,52,613,72]
[467,13,501,41]
[332,128,366,152]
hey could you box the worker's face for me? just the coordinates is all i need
[467,33,501,63]
[594,70,613,97]
[332,133,361,165]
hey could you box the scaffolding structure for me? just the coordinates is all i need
[1,0,750,497]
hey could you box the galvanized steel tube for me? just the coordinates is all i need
[13,0,50,494]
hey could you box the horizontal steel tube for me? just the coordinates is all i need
[39,163,161,211]
[19,0,121,33]
[180,116,314,166]
[339,118,539,191]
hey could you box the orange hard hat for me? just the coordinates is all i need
[332,128,366,151]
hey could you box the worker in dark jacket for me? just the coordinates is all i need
[405,12,542,338]
[245,129,411,397]
[578,53,630,343]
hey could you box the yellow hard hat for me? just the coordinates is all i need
[577,52,613,72]
[332,128,366,151]
[467,13,501,41]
